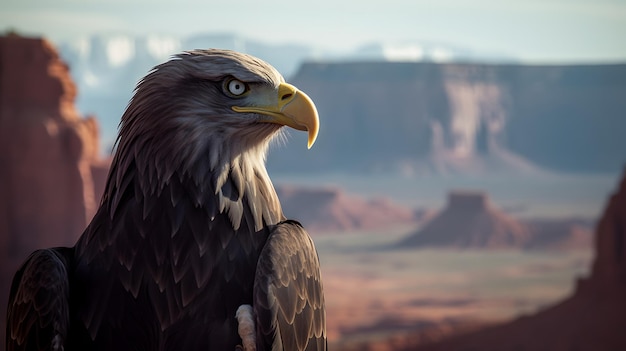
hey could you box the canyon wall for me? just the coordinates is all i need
[267,61,626,175]
[0,34,109,347]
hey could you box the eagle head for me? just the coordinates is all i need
[105,49,320,230]
[114,49,318,182]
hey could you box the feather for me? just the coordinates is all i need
[254,221,326,351]
[6,249,71,351]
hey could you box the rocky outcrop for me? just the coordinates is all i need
[0,33,108,260]
[399,191,532,249]
[0,34,109,347]
[266,62,626,175]
[277,185,420,233]
[398,191,594,250]
[590,172,626,287]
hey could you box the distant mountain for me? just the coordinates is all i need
[272,61,626,175]
[398,191,532,249]
[348,42,517,63]
[397,191,594,250]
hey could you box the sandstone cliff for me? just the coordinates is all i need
[0,34,109,347]
[266,62,626,175]
[0,33,110,261]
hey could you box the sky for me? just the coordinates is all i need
[1,0,625,62]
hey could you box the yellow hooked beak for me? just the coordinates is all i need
[232,83,319,149]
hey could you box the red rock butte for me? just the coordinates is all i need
[0,34,109,345]
[399,191,531,249]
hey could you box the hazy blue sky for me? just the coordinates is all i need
[1,0,625,62]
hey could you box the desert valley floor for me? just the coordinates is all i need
[315,226,593,346]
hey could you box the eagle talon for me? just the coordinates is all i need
[52,334,64,351]
[235,304,256,351]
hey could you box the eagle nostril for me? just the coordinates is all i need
[281,93,293,101]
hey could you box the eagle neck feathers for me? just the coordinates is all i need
[106,134,284,234]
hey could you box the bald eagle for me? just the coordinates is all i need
[6,50,326,351]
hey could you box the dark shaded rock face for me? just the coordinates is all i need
[268,61,626,175]
[0,34,109,347]
[589,170,626,288]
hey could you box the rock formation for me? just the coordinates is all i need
[266,61,626,175]
[276,185,420,233]
[397,191,594,251]
[0,34,109,347]
[0,34,110,258]
[399,191,532,249]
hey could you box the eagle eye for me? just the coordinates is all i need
[226,78,248,96]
